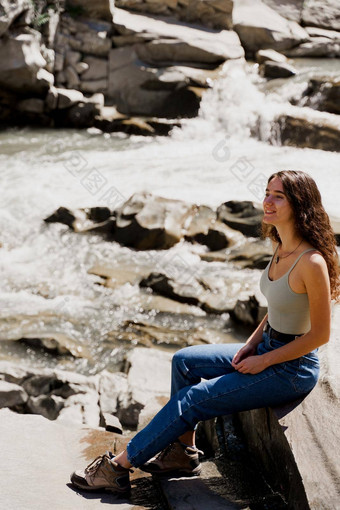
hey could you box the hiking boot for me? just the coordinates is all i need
[140,441,203,477]
[70,451,132,493]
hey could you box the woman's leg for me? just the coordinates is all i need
[126,342,312,468]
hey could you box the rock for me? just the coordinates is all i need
[305,26,340,40]
[81,56,108,80]
[0,380,28,408]
[64,50,81,66]
[68,29,112,57]
[75,61,89,74]
[283,37,340,57]
[57,391,100,427]
[232,0,309,54]
[237,304,340,509]
[217,201,263,237]
[255,48,288,64]
[113,7,244,62]
[101,412,123,433]
[59,102,101,128]
[46,87,84,110]
[18,333,88,358]
[79,78,108,93]
[228,239,272,269]
[230,293,267,325]
[65,0,114,22]
[26,394,65,420]
[261,60,297,79]
[44,206,76,228]
[0,0,33,37]
[276,110,340,152]
[261,0,304,23]
[64,65,80,88]
[113,192,196,249]
[301,76,340,115]
[302,0,340,32]
[115,0,233,29]
[124,346,171,408]
[0,32,53,94]
[16,98,45,114]
[0,361,36,385]
[98,370,129,416]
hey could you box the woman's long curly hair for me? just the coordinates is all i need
[262,170,340,302]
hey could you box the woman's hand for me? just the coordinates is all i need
[232,343,257,366]
[232,354,269,374]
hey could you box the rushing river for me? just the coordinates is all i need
[0,59,339,374]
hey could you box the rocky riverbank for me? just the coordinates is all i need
[0,0,340,147]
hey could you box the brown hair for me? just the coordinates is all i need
[262,170,340,302]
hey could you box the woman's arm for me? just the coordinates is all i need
[234,252,331,374]
[231,313,268,366]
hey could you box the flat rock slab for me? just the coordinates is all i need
[0,409,155,510]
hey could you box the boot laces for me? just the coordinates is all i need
[85,454,106,475]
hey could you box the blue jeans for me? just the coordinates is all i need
[126,332,319,467]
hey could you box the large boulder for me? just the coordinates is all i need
[283,37,340,57]
[112,7,244,62]
[301,76,340,115]
[232,0,308,54]
[276,110,340,152]
[237,304,340,509]
[0,0,33,37]
[217,200,264,237]
[0,31,54,94]
[115,0,234,29]
[65,0,114,22]
[302,0,340,32]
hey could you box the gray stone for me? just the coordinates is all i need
[64,65,80,88]
[101,412,123,433]
[68,30,112,57]
[302,76,340,115]
[283,37,340,57]
[233,0,309,53]
[75,61,89,74]
[217,200,264,237]
[98,370,129,415]
[0,0,33,37]
[81,56,108,80]
[237,304,340,509]
[65,0,114,22]
[18,333,88,358]
[54,52,65,72]
[64,50,81,66]
[276,110,340,152]
[230,293,267,325]
[302,0,340,32]
[0,380,28,408]
[16,98,45,114]
[27,394,65,420]
[57,391,100,427]
[79,78,108,93]
[0,32,52,94]
[261,60,297,79]
[255,48,287,64]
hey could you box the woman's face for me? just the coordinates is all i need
[263,176,294,226]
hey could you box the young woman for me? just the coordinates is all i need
[70,170,340,494]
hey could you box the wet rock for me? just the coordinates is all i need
[57,391,100,427]
[80,56,108,81]
[18,333,89,358]
[283,37,340,57]
[98,370,129,416]
[255,48,288,64]
[17,98,45,114]
[88,264,151,288]
[44,206,76,228]
[232,0,308,55]
[261,60,297,79]
[0,0,33,37]
[301,76,340,115]
[276,111,340,152]
[0,31,53,94]
[0,380,28,408]
[228,239,272,269]
[217,200,263,237]
[65,0,114,22]
[302,0,340,32]
[113,192,196,249]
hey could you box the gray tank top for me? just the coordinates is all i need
[260,248,315,334]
